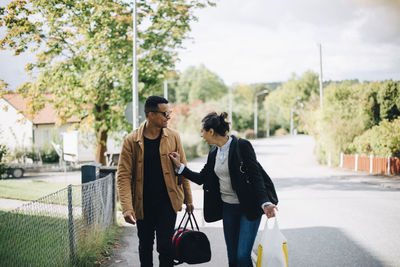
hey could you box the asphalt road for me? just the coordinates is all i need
[252,135,400,267]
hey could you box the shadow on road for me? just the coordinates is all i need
[253,226,385,267]
[274,176,398,192]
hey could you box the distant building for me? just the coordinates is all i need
[0,92,102,161]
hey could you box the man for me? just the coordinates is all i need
[117,96,194,267]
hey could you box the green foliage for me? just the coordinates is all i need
[349,118,400,157]
[0,0,215,161]
[377,80,400,121]
[303,79,400,165]
[0,144,8,176]
[175,64,228,104]
[74,225,120,266]
[310,82,370,165]
[264,71,320,135]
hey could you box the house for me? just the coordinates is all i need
[0,92,99,161]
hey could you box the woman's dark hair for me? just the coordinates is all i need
[202,112,230,136]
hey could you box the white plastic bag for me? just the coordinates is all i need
[256,217,288,267]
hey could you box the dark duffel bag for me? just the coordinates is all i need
[171,211,211,265]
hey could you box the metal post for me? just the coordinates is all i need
[81,164,99,227]
[388,156,391,175]
[254,90,268,139]
[132,0,139,129]
[229,86,233,130]
[254,97,258,139]
[340,152,343,168]
[290,107,294,135]
[112,172,117,223]
[266,110,270,137]
[328,152,331,167]
[370,155,373,173]
[319,43,323,110]
[68,185,75,265]
[164,80,168,100]
[355,154,359,171]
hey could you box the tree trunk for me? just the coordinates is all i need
[95,129,108,165]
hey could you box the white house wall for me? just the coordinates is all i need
[34,123,72,149]
[0,99,33,150]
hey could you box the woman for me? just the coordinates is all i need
[169,112,277,267]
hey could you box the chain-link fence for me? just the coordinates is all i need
[0,173,116,266]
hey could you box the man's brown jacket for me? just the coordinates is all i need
[117,123,193,220]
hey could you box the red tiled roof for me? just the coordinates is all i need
[2,92,80,125]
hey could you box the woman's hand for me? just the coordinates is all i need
[169,152,181,168]
[264,204,278,219]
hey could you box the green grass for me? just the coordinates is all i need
[0,211,71,266]
[0,180,73,201]
[0,210,120,266]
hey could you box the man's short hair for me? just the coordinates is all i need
[144,96,169,115]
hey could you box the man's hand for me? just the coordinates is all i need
[123,210,137,225]
[169,152,181,168]
[185,203,194,214]
[263,204,278,219]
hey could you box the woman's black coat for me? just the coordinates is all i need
[181,135,270,222]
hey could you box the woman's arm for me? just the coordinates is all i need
[169,151,214,185]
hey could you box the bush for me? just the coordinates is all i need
[243,129,255,139]
[0,145,8,176]
[349,118,400,157]
[41,149,59,163]
[274,128,288,136]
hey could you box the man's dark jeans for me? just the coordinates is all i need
[222,202,261,267]
[136,200,177,267]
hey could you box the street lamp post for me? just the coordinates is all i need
[132,0,139,129]
[266,110,270,137]
[132,0,139,130]
[319,43,323,110]
[254,89,269,139]
[163,80,168,100]
[229,86,233,130]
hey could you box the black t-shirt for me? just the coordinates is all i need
[143,132,169,207]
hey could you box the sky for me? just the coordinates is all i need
[176,0,400,85]
[1,0,399,89]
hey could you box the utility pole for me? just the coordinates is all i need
[132,0,139,129]
[290,107,294,135]
[164,80,168,100]
[254,90,269,139]
[266,110,270,137]
[229,86,233,130]
[319,43,323,110]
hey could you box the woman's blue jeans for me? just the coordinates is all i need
[222,202,261,267]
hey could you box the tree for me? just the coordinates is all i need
[0,0,214,164]
[263,71,319,134]
[175,64,228,104]
[377,80,400,121]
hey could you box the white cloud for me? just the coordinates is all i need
[176,0,400,84]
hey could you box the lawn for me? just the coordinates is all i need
[0,210,119,266]
[0,180,74,201]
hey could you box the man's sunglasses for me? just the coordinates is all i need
[152,111,172,118]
